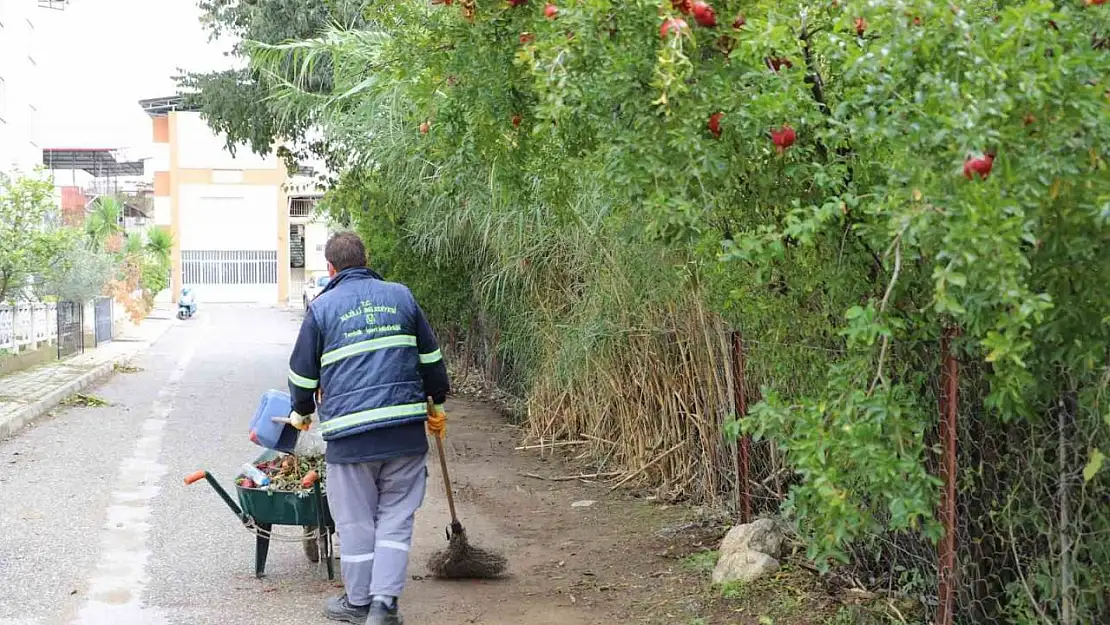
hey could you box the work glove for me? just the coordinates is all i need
[426,404,447,439]
[288,410,313,431]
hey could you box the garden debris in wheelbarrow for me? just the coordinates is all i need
[237,453,326,492]
[185,450,336,580]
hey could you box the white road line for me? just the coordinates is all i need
[72,323,204,625]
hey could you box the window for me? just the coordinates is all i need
[27,18,35,65]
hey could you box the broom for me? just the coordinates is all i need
[424,397,508,579]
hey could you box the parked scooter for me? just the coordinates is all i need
[177,286,197,320]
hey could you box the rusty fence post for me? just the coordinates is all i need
[730,331,752,524]
[937,327,959,625]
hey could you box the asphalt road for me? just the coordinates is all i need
[0,306,403,625]
[0,305,631,625]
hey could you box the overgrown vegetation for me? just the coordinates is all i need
[0,171,173,321]
[184,0,1110,621]
[0,172,82,302]
[175,0,366,173]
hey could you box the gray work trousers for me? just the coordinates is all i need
[327,454,428,604]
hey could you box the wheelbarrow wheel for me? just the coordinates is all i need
[303,526,320,563]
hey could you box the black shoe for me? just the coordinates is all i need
[324,594,370,624]
[367,599,403,625]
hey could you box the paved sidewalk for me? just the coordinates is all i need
[0,305,175,440]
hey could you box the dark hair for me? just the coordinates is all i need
[325,231,368,272]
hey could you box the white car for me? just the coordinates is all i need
[302,273,331,308]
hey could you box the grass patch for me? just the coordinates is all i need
[682,549,718,574]
[706,564,839,624]
[719,579,751,601]
[822,603,922,624]
[113,363,143,374]
[825,606,870,625]
[60,393,110,407]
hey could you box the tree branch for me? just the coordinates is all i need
[798,16,887,285]
[870,234,902,393]
[800,21,830,162]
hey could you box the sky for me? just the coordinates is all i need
[33,0,238,157]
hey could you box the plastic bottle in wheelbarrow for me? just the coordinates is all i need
[240,462,271,487]
[248,389,298,454]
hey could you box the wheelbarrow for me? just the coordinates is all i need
[184,450,336,580]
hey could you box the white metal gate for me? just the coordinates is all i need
[181,250,279,303]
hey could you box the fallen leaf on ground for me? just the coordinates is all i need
[60,393,110,407]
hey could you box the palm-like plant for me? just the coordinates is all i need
[85,196,124,250]
[144,227,173,264]
[124,232,144,255]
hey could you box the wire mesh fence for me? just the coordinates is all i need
[736,328,1109,624]
[440,312,1110,624]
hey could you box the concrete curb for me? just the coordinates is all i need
[0,315,176,441]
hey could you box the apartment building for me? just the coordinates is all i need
[0,1,49,171]
[0,1,69,172]
[139,96,328,306]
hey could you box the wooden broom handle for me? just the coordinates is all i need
[428,397,459,524]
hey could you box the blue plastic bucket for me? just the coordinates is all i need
[248,389,297,454]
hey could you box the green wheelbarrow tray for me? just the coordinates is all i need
[184,449,335,580]
[237,450,333,526]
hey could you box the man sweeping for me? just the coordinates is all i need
[286,231,449,625]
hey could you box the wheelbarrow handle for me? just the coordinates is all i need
[183,469,245,520]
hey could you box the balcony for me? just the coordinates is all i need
[289,197,317,219]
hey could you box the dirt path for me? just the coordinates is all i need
[393,398,863,625]
[374,397,731,625]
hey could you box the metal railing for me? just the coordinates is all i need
[289,197,316,218]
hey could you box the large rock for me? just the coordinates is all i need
[712,549,781,584]
[711,518,786,585]
[719,518,784,559]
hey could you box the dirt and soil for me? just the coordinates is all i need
[390,396,861,625]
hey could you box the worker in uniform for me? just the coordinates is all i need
[286,231,449,624]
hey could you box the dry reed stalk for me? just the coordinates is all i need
[716,321,741,508]
[521,297,737,503]
[519,471,621,481]
[514,440,589,451]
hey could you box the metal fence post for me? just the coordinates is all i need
[730,331,752,524]
[937,327,959,625]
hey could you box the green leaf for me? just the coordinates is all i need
[1083,448,1105,483]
